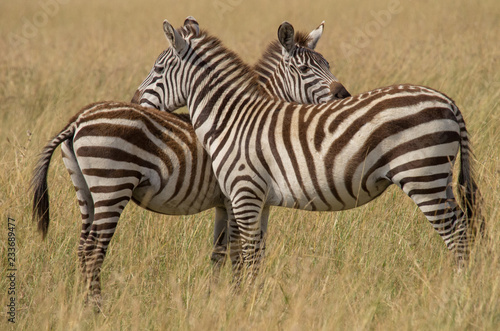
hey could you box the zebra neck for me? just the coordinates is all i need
[184,40,264,144]
[262,74,290,102]
[188,80,264,150]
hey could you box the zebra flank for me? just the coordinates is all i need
[134,18,483,281]
[32,18,346,305]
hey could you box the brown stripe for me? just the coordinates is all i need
[83,168,142,180]
[423,206,459,217]
[399,173,450,190]
[407,186,448,197]
[417,198,446,207]
[90,183,135,193]
[94,212,121,221]
[77,146,162,181]
[94,196,131,208]
[386,156,454,180]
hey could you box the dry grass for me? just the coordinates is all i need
[1,0,499,330]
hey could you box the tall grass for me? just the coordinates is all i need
[1,0,499,329]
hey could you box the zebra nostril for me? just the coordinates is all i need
[330,82,351,99]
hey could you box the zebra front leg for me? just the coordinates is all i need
[211,206,228,269]
[226,202,243,286]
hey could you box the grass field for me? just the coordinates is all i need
[1,0,499,329]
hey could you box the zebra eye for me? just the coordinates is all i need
[299,65,309,73]
[153,64,164,74]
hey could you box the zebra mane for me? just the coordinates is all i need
[253,31,313,86]
[186,27,261,95]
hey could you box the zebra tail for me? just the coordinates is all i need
[31,124,75,239]
[455,105,484,237]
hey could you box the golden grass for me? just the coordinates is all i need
[1,0,499,329]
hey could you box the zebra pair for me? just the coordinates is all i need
[32,19,348,305]
[133,18,484,281]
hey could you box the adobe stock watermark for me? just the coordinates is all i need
[6,217,17,324]
[340,0,403,59]
[213,0,243,19]
[8,0,72,49]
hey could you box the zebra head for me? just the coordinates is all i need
[273,21,350,103]
[131,17,200,111]
[254,21,349,104]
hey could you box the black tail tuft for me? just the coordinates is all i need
[31,125,75,239]
[456,121,484,238]
[32,157,51,239]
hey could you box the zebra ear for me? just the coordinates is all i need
[163,19,187,54]
[306,21,324,50]
[278,21,296,54]
[184,16,200,36]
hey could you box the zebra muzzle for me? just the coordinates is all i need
[330,82,351,99]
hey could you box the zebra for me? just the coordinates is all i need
[31,20,349,306]
[133,18,483,281]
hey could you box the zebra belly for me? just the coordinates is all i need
[131,182,224,215]
[267,174,392,212]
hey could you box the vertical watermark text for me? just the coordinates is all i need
[6,217,17,324]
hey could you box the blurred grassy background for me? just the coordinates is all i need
[1,0,499,329]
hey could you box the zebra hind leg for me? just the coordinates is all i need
[61,141,95,302]
[81,180,134,310]
[82,206,128,310]
[401,173,470,266]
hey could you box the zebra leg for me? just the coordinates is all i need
[259,205,270,263]
[227,196,265,285]
[82,179,135,308]
[226,203,243,285]
[400,173,469,265]
[82,208,125,308]
[211,206,228,269]
[61,141,94,291]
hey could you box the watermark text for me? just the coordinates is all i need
[341,0,403,59]
[6,217,17,324]
[8,0,72,49]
